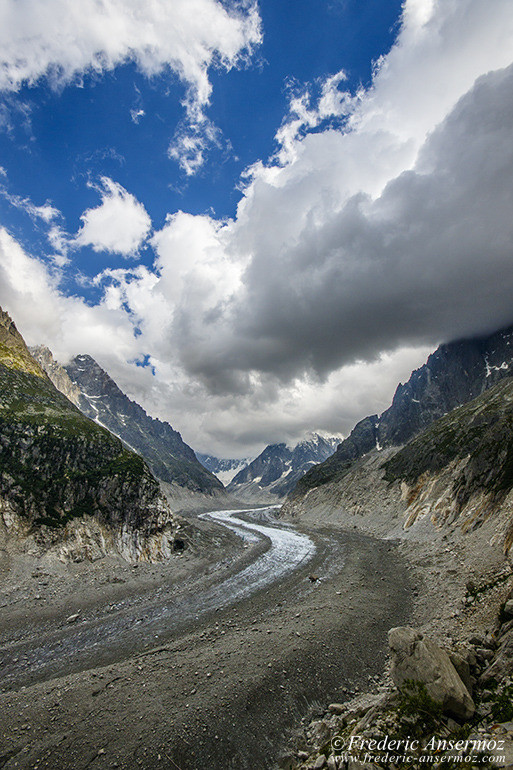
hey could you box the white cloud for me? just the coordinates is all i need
[0,188,60,223]
[0,1,261,96]
[0,222,432,457]
[0,185,71,264]
[130,108,145,125]
[168,118,222,177]
[274,71,356,165]
[2,0,513,458]
[0,227,145,363]
[75,178,151,257]
[0,0,261,172]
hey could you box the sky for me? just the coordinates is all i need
[0,0,512,459]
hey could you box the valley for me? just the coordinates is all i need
[1,6,513,769]
[2,308,513,768]
[0,509,411,770]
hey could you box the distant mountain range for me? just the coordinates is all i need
[227,434,341,502]
[196,454,251,486]
[31,347,223,496]
[292,325,513,500]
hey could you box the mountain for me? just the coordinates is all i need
[227,434,341,502]
[291,325,513,499]
[196,454,251,486]
[283,372,513,557]
[31,348,223,496]
[0,309,183,562]
[382,376,513,518]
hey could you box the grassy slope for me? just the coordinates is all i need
[0,324,162,530]
[383,377,513,505]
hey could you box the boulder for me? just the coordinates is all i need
[306,721,331,750]
[480,626,513,684]
[449,651,473,694]
[503,600,513,618]
[388,627,475,720]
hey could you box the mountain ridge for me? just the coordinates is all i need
[31,348,223,496]
[227,433,341,502]
[292,325,513,499]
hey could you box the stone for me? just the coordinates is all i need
[307,721,331,749]
[312,757,326,769]
[475,647,494,662]
[276,753,295,769]
[499,620,513,638]
[388,627,475,720]
[449,652,473,694]
[328,704,346,715]
[504,600,513,618]
[480,627,513,683]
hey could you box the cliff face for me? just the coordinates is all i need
[29,345,82,406]
[0,309,183,562]
[283,375,513,558]
[30,347,223,495]
[293,326,513,499]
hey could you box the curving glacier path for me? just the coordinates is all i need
[198,507,315,605]
[0,507,315,690]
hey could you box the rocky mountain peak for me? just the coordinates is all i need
[227,433,341,502]
[292,323,513,499]
[41,352,224,494]
[196,454,251,485]
[30,345,82,406]
[0,307,45,377]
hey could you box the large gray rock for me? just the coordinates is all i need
[480,626,513,684]
[388,627,475,720]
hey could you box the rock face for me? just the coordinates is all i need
[388,627,475,720]
[29,345,82,406]
[383,376,513,520]
[292,325,513,499]
[32,348,223,495]
[0,309,183,562]
[227,434,341,502]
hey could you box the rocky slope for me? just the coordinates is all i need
[228,434,340,503]
[292,325,513,500]
[284,609,513,770]
[284,377,513,556]
[0,309,183,562]
[196,454,251,485]
[31,347,223,496]
[280,349,513,770]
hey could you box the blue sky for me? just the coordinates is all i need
[0,0,401,291]
[0,1,512,458]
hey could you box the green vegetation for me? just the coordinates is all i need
[0,355,160,530]
[383,378,513,503]
[395,680,444,739]
[481,682,513,722]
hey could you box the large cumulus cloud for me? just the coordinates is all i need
[163,63,513,393]
[1,0,513,456]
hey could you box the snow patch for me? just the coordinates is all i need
[485,354,509,377]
